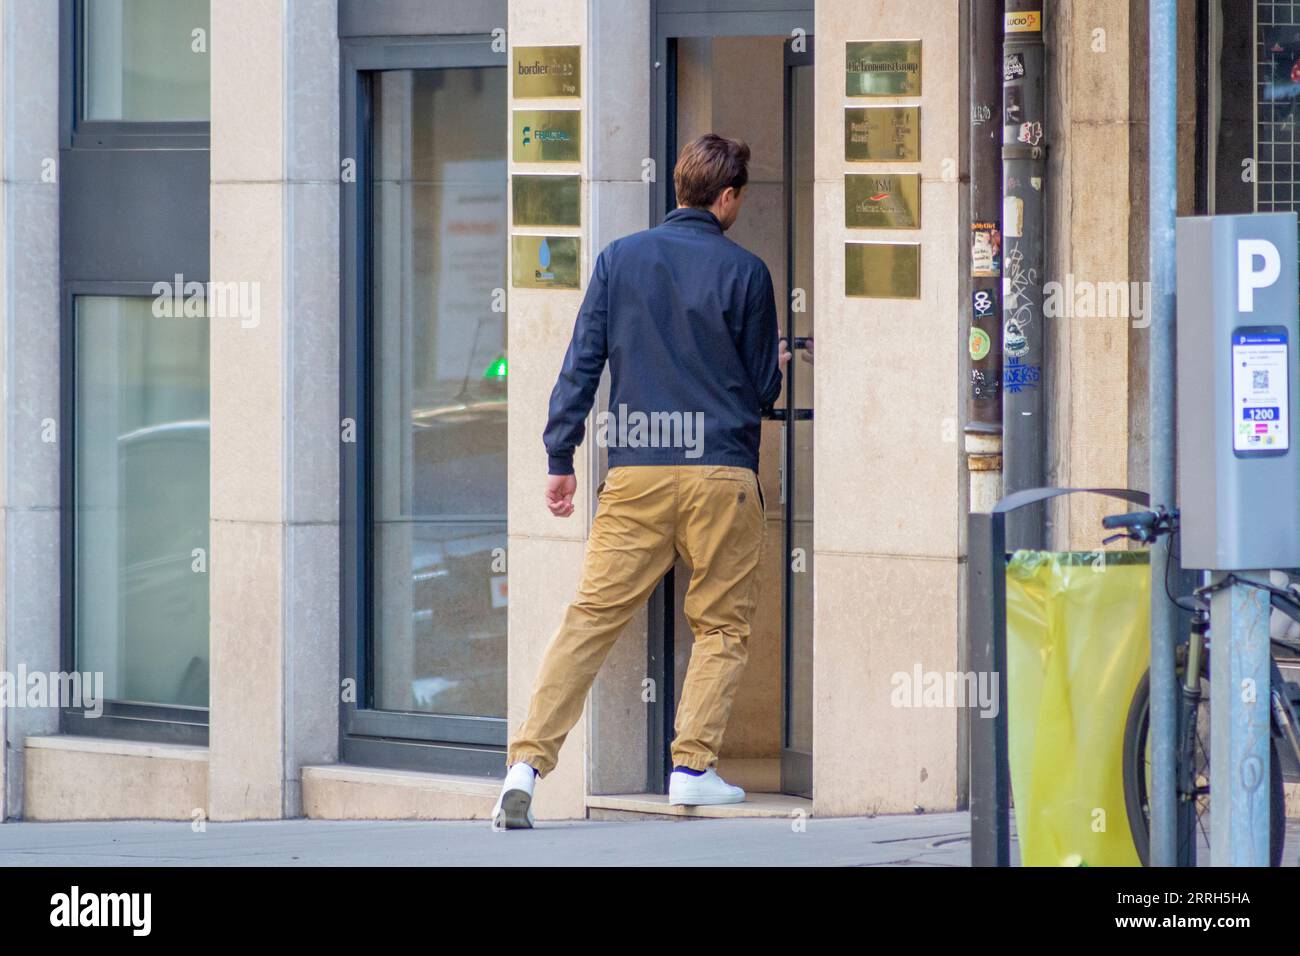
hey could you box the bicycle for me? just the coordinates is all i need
[1103,507,1300,866]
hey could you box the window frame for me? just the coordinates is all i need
[340,34,510,777]
[60,0,210,150]
[58,0,212,745]
[60,281,212,746]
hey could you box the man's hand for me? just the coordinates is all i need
[546,474,578,518]
[778,336,793,371]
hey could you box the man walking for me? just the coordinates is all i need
[492,134,789,829]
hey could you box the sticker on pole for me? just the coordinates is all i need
[1004,10,1042,33]
[1232,326,1290,457]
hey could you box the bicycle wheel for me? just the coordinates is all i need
[1123,667,1284,866]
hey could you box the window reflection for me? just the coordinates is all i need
[74,296,210,708]
[370,67,509,718]
[83,0,210,122]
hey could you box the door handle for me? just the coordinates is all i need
[779,424,787,506]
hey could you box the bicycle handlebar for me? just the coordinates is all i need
[1102,510,1156,531]
[1100,506,1178,546]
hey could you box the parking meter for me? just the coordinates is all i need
[1175,211,1300,571]
[1176,211,1300,866]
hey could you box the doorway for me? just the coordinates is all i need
[647,8,815,799]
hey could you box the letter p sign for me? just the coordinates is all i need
[1238,238,1282,312]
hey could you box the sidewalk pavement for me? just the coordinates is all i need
[0,811,975,867]
[3,813,1297,866]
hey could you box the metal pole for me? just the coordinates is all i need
[1147,0,1180,868]
[968,0,1004,437]
[1209,573,1274,866]
[962,0,1005,817]
[1000,0,1046,550]
[968,511,1011,866]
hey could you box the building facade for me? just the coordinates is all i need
[0,0,1259,824]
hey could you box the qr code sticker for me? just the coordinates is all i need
[1254,369,1270,390]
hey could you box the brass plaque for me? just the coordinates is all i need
[846,40,922,97]
[845,173,921,229]
[845,242,921,299]
[513,110,581,163]
[513,45,581,98]
[844,106,921,162]
[512,174,581,227]
[512,235,581,290]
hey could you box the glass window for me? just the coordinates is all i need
[82,0,210,122]
[369,67,509,719]
[1254,7,1300,218]
[74,296,210,708]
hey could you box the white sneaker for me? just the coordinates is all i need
[668,768,745,806]
[491,762,537,830]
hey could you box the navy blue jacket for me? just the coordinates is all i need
[544,207,783,476]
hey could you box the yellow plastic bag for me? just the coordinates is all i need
[1005,549,1151,866]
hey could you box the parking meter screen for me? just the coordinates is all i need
[1232,326,1290,456]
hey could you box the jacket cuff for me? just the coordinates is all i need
[548,452,575,476]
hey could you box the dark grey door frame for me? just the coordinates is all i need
[646,0,815,794]
[339,0,506,39]
[649,0,815,221]
[780,38,814,798]
[338,27,509,777]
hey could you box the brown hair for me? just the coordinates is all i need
[673,133,750,208]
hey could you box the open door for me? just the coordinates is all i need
[646,21,814,800]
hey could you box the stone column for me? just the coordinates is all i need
[208,0,340,819]
[1046,0,1137,547]
[0,0,61,820]
[505,0,592,818]
[1046,0,1198,548]
[813,0,967,815]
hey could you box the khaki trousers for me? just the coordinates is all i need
[507,464,767,776]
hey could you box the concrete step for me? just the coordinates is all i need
[586,791,812,820]
[302,764,498,820]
